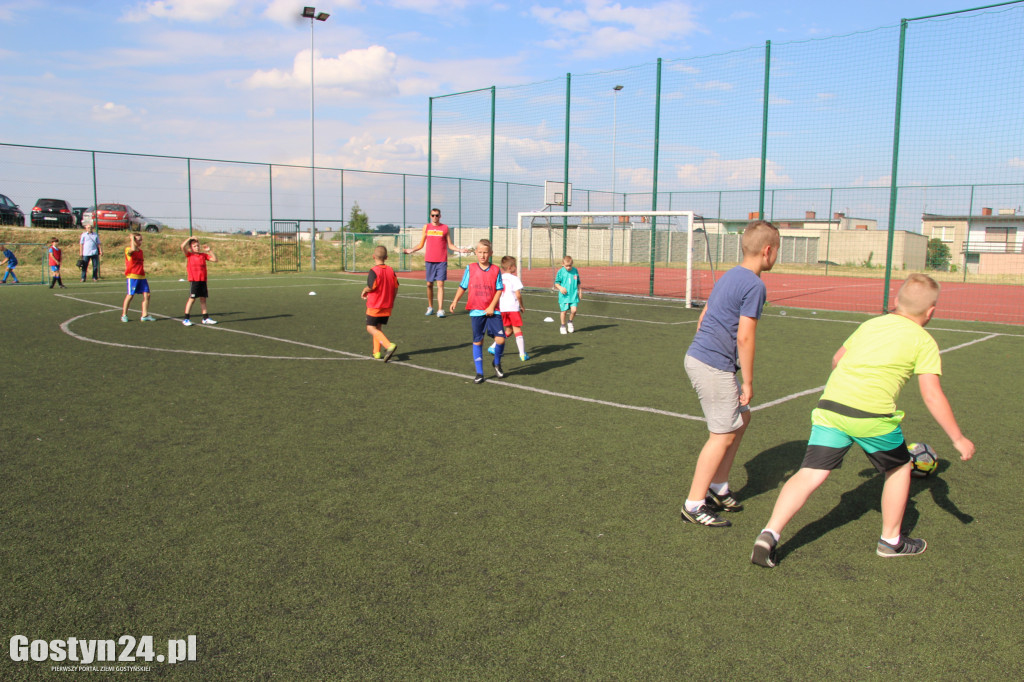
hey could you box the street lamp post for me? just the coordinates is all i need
[303,6,329,271]
[611,84,623,265]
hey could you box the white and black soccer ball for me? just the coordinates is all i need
[908,442,939,478]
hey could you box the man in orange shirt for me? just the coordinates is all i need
[403,208,469,318]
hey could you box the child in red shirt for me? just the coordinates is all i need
[361,245,399,362]
[181,237,219,327]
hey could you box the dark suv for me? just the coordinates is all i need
[0,193,24,226]
[31,198,75,228]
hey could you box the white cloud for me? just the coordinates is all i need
[530,0,702,58]
[675,156,789,188]
[124,0,242,22]
[1008,158,1024,168]
[246,45,400,96]
[692,80,733,91]
[92,102,135,122]
[388,0,473,12]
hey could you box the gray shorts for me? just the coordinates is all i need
[684,354,748,434]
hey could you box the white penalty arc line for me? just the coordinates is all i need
[57,295,366,361]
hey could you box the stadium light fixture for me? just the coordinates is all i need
[303,6,330,270]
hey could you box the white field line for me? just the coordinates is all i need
[57,295,365,361]
[56,294,1013,421]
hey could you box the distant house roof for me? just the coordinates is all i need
[922,213,1022,222]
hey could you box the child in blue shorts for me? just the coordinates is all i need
[751,274,976,567]
[1,243,19,284]
[681,220,779,528]
[449,239,505,384]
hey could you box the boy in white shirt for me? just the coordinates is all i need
[489,256,529,361]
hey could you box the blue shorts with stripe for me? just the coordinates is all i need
[126,278,150,295]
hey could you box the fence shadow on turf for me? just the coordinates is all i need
[776,460,973,562]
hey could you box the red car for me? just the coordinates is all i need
[90,203,141,231]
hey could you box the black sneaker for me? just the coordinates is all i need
[877,535,927,558]
[707,488,743,512]
[493,362,505,378]
[751,530,778,567]
[473,374,485,384]
[680,504,731,527]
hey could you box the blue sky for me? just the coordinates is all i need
[0,0,977,176]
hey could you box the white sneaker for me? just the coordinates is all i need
[567,322,574,333]
[425,307,434,316]
[559,326,567,335]
[182,319,193,327]
[202,318,218,325]
[437,310,446,318]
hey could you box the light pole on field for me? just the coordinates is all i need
[303,6,329,271]
[611,84,623,265]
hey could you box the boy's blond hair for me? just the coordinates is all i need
[562,255,573,266]
[741,220,780,257]
[373,245,388,260]
[477,239,492,251]
[896,273,940,316]
[500,255,516,271]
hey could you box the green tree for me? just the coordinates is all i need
[926,237,952,271]
[348,202,369,233]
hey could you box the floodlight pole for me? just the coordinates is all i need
[303,6,329,271]
[611,85,623,264]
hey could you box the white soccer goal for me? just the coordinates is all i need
[512,210,715,306]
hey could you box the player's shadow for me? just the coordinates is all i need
[508,356,582,376]
[521,342,580,360]
[211,313,293,324]
[777,459,973,561]
[572,323,617,333]
[736,440,807,503]
[409,342,471,357]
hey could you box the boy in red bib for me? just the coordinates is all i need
[181,237,219,326]
[361,245,399,362]
[449,239,505,384]
[48,237,66,289]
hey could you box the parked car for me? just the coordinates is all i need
[72,206,89,227]
[31,198,75,228]
[0,193,25,226]
[132,208,162,233]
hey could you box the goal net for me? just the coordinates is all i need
[509,210,717,306]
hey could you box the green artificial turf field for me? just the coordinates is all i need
[1,272,1021,680]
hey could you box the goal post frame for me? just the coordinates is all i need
[515,210,698,306]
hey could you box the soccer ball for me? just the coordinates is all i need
[908,442,939,478]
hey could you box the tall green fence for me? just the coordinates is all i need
[429,1,1024,322]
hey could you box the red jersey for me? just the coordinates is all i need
[365,264,398,315]
[186,252,212,282]
[124,246,145,279]
[423,223,450,262]
[465,263,501,311]
[48,246,62,266]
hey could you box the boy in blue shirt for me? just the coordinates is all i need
[449,239,505,384]
[681,220,779,528]
[554,255,581,334]
[1,244,19,284]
